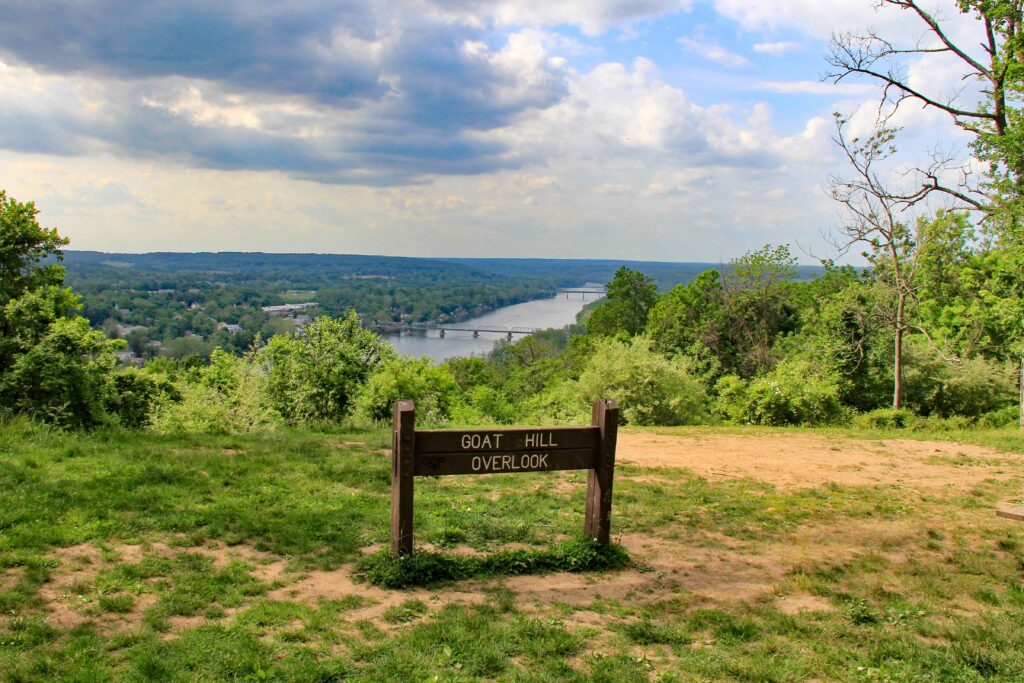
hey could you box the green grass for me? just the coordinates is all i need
[356,538,631,588]
[2,417,1024,680]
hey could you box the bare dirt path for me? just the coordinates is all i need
[616,430,1024,491]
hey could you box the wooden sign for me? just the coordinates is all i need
[391,398,619,555]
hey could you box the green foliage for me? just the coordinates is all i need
[105,370,179,429]
[720,244,803,377]
[449,384,522,425]
[647,269,725,357]
[354,356,459,424]
[0,318,124,429]
[853,408,918,430]
[355,539,630,589]
[714,357,848,426]
[151,348,281,434]
[263,312,395,424]
[0,190,68,308]
[575,336,708,426]
[901,336,1018,417]
[587,266,658,337]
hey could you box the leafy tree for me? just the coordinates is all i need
[0,191,79,372]
[355,356,459,424]
[646,269,725,356]
[826,1,1023,236]
[0,190,68,307]
[263,312,395,424]
[1,317,121,429]
[720,244,802,377]
[587,267,658,337]
[574,336,708,426]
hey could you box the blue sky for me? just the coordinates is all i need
[0,0,979,262]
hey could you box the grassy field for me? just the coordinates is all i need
[2,418,1024,681]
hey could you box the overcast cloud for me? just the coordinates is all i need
[0,0,983,260]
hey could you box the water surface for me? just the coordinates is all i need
[386,288,603,362]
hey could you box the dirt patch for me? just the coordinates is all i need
[617,431,1024,491]
[37,544,106,630]
[0,566,24,592]
[267,565,485,626]
[775,594,835,615]
[35,541,291,634]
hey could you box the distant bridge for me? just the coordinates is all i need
[540,288,606,299]
[374,323,542,341]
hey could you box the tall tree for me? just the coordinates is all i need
[0,190,68,307]
[827,1,1024,415]
[826,0,1024,237]
[828,120,928,409]
[587,267,658,337]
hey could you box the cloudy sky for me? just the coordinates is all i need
[0,0,980,262]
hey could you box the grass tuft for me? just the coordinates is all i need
[355,538,630,588]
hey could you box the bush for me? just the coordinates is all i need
[150,348,280,434]
[356,539,630,589]
[354,356,459,425]
[104,370,179,429]
[573,336,708,426]
[853,408,917,430]
[977,404,1020,428]
[262,313,395,424]
[449,385,522,426]
[715,357,848,426]
[902,337,1017,418]
[526,380,592,425]
[0,317,122,429]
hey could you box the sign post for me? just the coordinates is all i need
[390,398,619,554]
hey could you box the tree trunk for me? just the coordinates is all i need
[1019,356,1023,429]
[893,293,905,411]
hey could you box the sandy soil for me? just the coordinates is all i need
[616,430,1022,490]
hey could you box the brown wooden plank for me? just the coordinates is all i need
[391,400,415,555]
[997,506,1024,522]
[584,399,619,545]
[415,426,597,454]
[414,448,595,476]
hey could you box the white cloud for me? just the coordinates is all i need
[752,41,801,55]
[678,36,749,68]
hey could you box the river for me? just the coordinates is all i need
[385,286,604,363]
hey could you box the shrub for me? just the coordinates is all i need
[104,370,179,429]
[977,405,1019,428]
[354,356,459,425]
[853,408,917,430]
[574,336,708,426]
[902,337,1017,417]
[716,357,848,426]
[262,313,395,424]
[450,385,522,425]
[712,374,749,423]
[0,317,122,429]
[526,380,591,425]
[150,348,280,434]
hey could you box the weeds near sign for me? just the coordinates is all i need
[355,538,630,589]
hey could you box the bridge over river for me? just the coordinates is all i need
[379,287,604,361]
[374,322,541,341]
